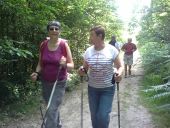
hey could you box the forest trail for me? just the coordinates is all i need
[1,50,157,128]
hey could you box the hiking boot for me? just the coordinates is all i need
[57,120,62,128]
[57,124,62,128]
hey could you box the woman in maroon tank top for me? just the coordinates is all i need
[31,20,74,128]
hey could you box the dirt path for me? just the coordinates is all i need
[1,51,157,128]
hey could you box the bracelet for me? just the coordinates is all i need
[35,71,40,76]
[35,72,40,81]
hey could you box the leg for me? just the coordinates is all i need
[88,86,100,128]
[124,64,127,78]
[128,55,133,76]
[128,65,131,75]
[97,86,115,128]
[123,54,128,78]
[44,81,66,128]
[57,112,62,128]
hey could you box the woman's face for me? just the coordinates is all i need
[48,25,60,37]
[89,30,98,45]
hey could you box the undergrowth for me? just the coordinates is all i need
[140,42,170,128]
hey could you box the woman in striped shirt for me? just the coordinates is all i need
[78,26,123,128]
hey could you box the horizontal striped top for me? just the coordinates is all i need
[84,44,119,88]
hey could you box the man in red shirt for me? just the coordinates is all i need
[121,38,137,78]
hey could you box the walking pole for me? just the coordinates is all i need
[80,76,84,128]
[116,82,120,128]
[80,67,88,128]
[41,66,62,128]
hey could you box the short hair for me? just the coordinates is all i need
[128,38,132,42]
[90,26,105,40]
[47,20,61,31]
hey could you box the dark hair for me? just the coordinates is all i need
[109,35,116,46]
[47,20,61,31]
[90,26,105,40]
[111,35,116,40]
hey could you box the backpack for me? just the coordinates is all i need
[39,38,67,66]
[109,40,116,46]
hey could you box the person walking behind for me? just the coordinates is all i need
[30,20,74,128]
[109,35,121,52]
[78,26,123,128]
[121,37,137,78]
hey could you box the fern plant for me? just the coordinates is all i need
[143,81,170,110]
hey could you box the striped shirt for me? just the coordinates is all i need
[84,44,119,88]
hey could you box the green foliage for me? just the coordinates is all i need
[0,38,33,60]
[137,0,170,44]
[143,74,163,87]
[0,79,40,107]
[139,36,170,115]
[140,42,169,73]
[66,72,80,91]
[140,73,170,127]
[138,1,170,126]
[144,81,170,100]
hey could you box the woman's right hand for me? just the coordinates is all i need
[60,56,67,67]
[30,72,38,81]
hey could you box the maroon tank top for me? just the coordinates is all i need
[40,38,67,82]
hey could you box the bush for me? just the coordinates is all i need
[66,72,80,91]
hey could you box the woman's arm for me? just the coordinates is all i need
[114,54,123,82]
[30,52,42,81]
[65,42,74,71]
[35,53,42,73]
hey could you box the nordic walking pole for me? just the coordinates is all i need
[41,66,62,128]
[116,82,120,128]
[80,76,84,128]
[79,66,88,128]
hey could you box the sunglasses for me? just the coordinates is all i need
[49,27,59,31]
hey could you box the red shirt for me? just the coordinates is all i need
[122,42,137,55]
